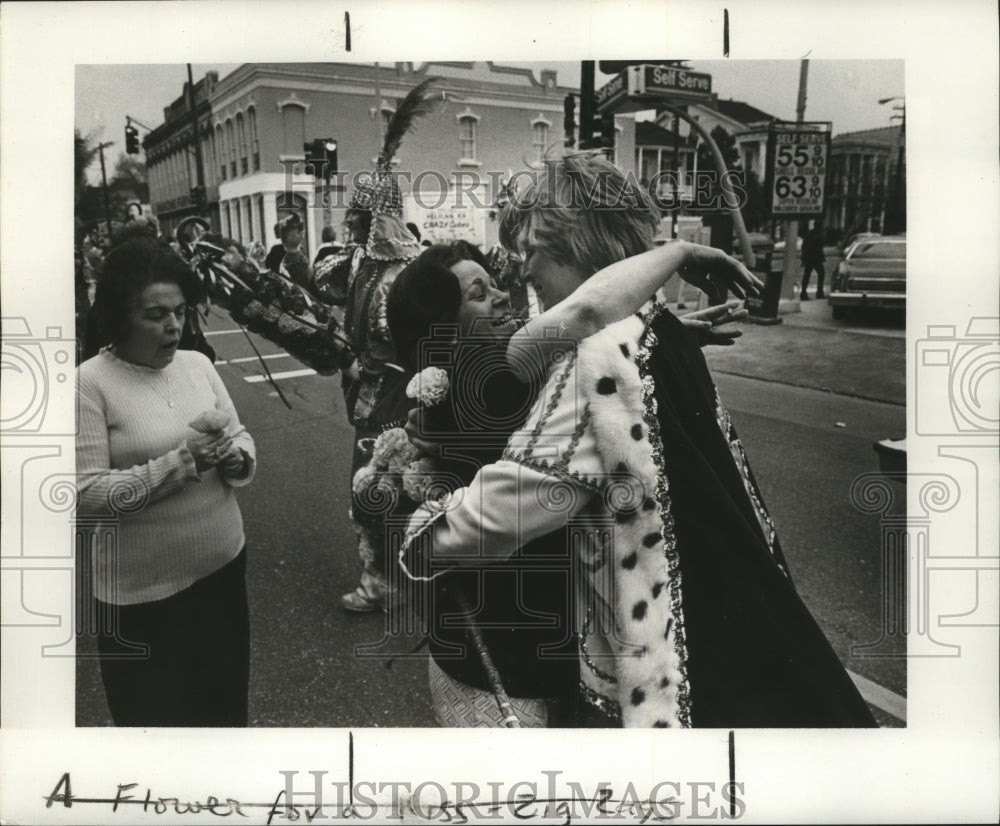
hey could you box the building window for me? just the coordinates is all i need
[257,195,266,245]
[236,112,248,176]
[532,121,549,164]
[226,119,236,179]
[277,97,308,156]
[248,107,260,171]
[201,133,209,188]
[456,109,480,165]
[216,125,226,180]
[460,117,476,161]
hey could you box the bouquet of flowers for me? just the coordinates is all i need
[350,367,452,526]
[187,236,350,375]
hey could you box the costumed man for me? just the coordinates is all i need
[313,77,439,613]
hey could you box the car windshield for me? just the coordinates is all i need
[853,241,906,259]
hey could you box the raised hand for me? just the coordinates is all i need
[679,299,749,347]
[677,242,763,303]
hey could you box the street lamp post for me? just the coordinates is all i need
[878,96,905,234]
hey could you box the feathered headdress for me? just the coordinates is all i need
[350,76,440,218]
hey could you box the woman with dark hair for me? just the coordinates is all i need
[385,242,578,727]
[387,238,759,727]
[77,237,257,727]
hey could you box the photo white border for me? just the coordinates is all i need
[2,0,998,823]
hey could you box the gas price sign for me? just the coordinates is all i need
[765,123,831,218]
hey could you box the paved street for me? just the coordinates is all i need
[77,296,907,728]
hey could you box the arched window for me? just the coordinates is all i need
[457,109,480,165]
[206,127,216,187]
[532,123,549,163]
[530,115,551,165]
[236,112,248,175]
[216,125,226,180]
[226,119,236,179]
[277,96,309,156]
[248,107,260,171]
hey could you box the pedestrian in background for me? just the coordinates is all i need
[264,213,303,273]
[800,221,826,300]
[312,225,344,267]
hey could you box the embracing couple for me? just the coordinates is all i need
[379,151,876,730]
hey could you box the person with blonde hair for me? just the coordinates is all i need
[401,151,877,728]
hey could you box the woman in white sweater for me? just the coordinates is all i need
[77,237,257,726]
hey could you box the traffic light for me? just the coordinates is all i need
[322,138,338,179]
[304,138,337,181]
[581,114,616,152]
[125,123,140,154]
[563,94,576,147]
[598,114,616,150]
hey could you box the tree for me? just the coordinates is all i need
[110,152,149,207]
[74,129,99,207]
[112,153,147,190]
[698,124,741,172]
[695,126,767,232]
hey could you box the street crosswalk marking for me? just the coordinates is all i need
[244,368,317,383]
[217,353,291,366]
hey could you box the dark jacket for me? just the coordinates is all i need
[421,341,578,700]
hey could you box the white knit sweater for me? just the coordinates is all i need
[77,349,256,604]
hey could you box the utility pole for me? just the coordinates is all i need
[782,59,809,297]
[579,61,594,149]
[97,141,114,241]
[671,112,681,238]
[186,63,206,214]
[374,62,383,151]
[879,96,906,233]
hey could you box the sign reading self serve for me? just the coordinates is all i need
[595,64,713,114]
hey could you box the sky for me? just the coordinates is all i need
[76,59,904,183]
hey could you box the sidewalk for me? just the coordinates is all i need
[700,297,906,406]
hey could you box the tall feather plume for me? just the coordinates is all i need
[378,77,440,171]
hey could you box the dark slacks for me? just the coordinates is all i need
[96,547,250,727]
[801,262,826,295]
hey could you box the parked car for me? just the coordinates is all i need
[840,231,882,254]
[829,236,906,319]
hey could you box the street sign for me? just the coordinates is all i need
[765,122,832,218]
[594,69,631,114]
[635,64,712,102]
[594,64,713,114]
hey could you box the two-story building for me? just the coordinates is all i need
[825,125,903,238]
[147,62,635,260]
[143,71,220,241]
